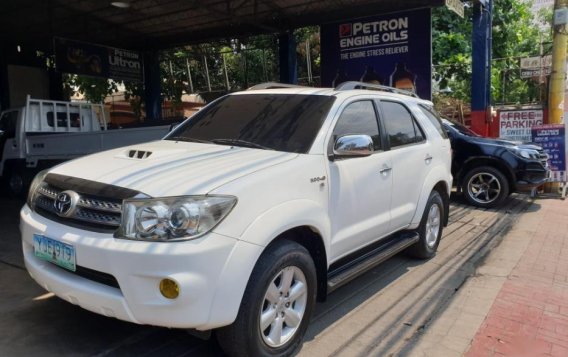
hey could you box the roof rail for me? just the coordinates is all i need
[335,81,419,98]
[247,82,307,90]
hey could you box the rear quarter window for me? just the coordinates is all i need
[419,105,448,139]
[381,101,425,148]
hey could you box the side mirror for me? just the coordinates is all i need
[333,134,374,158]
[169,122,181,132]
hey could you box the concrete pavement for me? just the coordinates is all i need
[1,193,566,356]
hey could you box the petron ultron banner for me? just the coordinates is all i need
[320,9,432,99]
[54,37,143,83]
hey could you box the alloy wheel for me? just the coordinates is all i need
[467,172,501,204]
[259,266,308,348]
[425,204,441,248]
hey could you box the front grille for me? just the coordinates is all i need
[35,185,122,232]
[33,174,142,233]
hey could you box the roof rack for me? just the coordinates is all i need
[247,82,306,90]
[335,81,419,98]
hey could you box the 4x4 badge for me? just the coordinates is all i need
[310,176,326,183]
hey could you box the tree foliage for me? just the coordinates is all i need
[432,0,551,105]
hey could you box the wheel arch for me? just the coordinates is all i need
[410,165,452,228]
[432,181,450,227]
[457,157,515,191]
[266,226,328,302]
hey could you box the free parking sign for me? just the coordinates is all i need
[499,109,544,142]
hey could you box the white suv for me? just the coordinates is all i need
[21,82,452,357]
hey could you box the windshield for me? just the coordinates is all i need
[442,119,481,137]
[166,94,335,154]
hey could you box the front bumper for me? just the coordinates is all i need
[514,165,550,192]
[20,205,262,330]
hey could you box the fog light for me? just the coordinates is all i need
[159,278,180,299]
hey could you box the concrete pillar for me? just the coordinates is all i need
[49,69,63,101]
[144,51,162,122]
[278,33,298,84]
[470,0,492,136]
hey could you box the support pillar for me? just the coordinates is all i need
[470,0,492,136]
[548,0,568,124]
[278,32,298,84]
[0,44,9,111]
[144,51,162,122]
[49,69,63,101]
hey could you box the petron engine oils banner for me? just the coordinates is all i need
[320,8,432,100]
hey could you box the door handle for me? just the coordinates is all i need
[425,154,433,163]
[379,165,392,174]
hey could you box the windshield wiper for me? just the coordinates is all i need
[211,138,271,150]
[169,137,213,144]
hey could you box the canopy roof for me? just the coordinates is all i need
[1,0,444,50]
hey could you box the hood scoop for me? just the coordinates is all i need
[127,149,152,159]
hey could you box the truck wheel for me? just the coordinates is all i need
[3,168,28,198]
[216,240,317,357]
[462,166,509,208]
[407,190,444,259]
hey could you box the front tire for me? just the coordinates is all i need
[462,166,509,208]
[407,190,444,259]
[216,240,317,357]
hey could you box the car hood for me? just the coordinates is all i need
[49,140,298,197]
[467,136,542,150]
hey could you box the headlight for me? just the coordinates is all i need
[27,169,50,210]
[509,148,540,160]
[115,195,237,241]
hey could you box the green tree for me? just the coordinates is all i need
[62,74,119,103]
[432,0,550,105]
[432,5,473,101]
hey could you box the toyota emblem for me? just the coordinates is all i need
[54,190,80,217]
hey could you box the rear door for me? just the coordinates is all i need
[378,100,431,231]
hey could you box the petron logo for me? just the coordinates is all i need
[339,23,352,38]
[54,190,80,217]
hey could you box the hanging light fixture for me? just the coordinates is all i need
[110,2,131,9]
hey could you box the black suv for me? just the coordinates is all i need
[442,119,549,208]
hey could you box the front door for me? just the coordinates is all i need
[328,99,393,261]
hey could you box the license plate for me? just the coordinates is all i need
[33,234,76,272]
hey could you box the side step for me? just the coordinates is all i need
[327,232,420,293]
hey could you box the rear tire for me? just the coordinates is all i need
[407,190,444,259]
[216,240,317,357]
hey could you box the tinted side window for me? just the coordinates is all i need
[332,101,381,150]
[381,101,424,148]
[419,105,448,139]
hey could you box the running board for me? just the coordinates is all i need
[327,232,420,293]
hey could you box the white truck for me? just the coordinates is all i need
[21,83,452,357]
[0,96,170,195]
